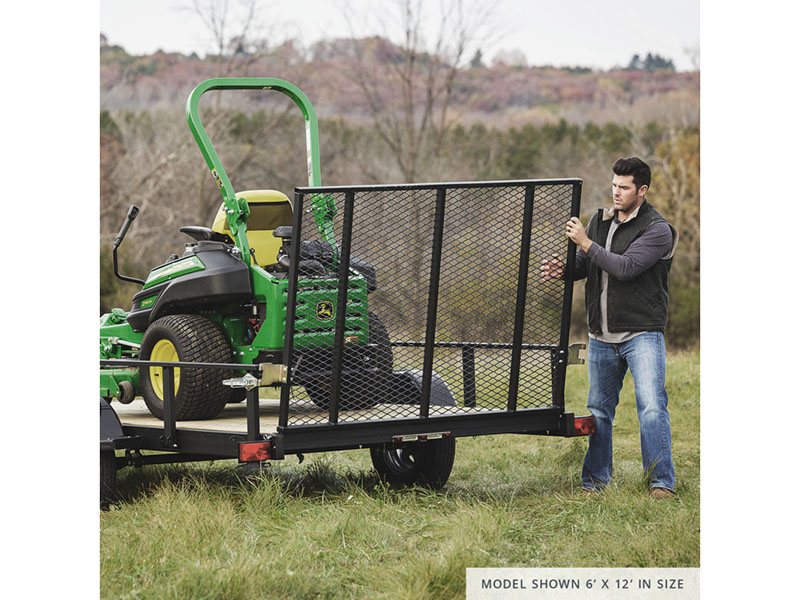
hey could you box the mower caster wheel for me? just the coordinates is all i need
[227,388,247,403]
[117,380,135,404]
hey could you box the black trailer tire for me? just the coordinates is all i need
[100,451,116,509]
[370,437,456,489]
[305,312,393,410]
[138,314,233,420]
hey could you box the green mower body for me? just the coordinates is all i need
[100,78,374,419]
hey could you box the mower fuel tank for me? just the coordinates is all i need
[127,241,252,331]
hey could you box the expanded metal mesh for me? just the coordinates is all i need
[283,181,579,427]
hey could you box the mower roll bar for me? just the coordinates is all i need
[186,78,325,266]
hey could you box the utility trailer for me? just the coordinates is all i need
[99,78,595,506]
[101,178,594,506]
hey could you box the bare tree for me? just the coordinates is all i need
[341,0,500,183]
[186,0,264,78]
[190,0,257,55]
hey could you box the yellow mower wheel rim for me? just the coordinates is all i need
[149,339,181,400]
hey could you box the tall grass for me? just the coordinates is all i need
[101,350,699,599]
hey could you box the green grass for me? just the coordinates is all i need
[101,349,699,599]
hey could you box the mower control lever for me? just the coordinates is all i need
[111,204,146,286]
[113,205,140,249]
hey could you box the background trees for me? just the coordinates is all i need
[99,35,699,346]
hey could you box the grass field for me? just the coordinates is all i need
[100,349,699,599]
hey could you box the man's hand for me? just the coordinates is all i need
[566,217,592,253]
[540,255,564,281]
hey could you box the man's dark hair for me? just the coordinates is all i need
[613,157,651,191]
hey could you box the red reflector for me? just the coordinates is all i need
[239,441,272,462]
[573,416,596,436]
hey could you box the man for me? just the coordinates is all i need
[542,157,678,498]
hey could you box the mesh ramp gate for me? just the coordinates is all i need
[279,179,581,430]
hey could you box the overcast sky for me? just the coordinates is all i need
[100,0,700,71]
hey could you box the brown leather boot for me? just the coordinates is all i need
[649,487,676,499]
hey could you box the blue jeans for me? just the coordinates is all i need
[581,332,675,491]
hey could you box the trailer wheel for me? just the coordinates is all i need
[305,312,393,410]
[370,437,456,489]
[100,451,116,509]
[138,314,233,420]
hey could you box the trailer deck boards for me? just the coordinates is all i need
[113,397,513,435]
[114,398,282,434]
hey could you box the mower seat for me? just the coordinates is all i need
[211,190,294,266]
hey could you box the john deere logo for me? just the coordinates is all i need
[316,301,334,321]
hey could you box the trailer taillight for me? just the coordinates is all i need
[238,441,273,462]
[573,416,596,436]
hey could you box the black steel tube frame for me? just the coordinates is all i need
[275,408,576,453]
[328,190,356,424]
[279,191,305,429]
[551,181,583,408]
[101,359,260,371]
[163,366,176,447]
[117,452,224,469]
[419,188,447,418]
[296,178,582,194]
[462,346,476,408]
[390,340,557,350]
[507,184,535,411]
[120,407,575,459]
[246,387,260,440]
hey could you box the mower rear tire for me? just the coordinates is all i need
[370,437,456,489]
[305,312,392,410]
[139,314,233,420]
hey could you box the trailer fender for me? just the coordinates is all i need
[100,397,124,451]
